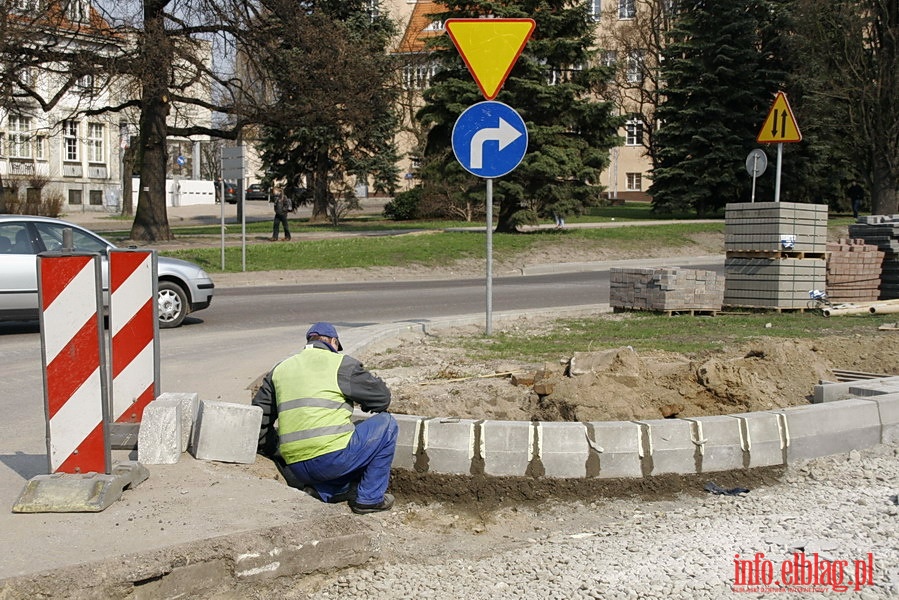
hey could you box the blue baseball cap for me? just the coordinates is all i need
[306,322,342,350]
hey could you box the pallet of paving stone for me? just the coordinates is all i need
[609,267,724,312]
[848,218,899,299]
[825,239,885,302]
[725,201,828,253]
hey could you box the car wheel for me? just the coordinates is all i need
[157,281,188,328]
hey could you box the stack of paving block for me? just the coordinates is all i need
[609,267,724,312]
[848,215,899,300]
[825,239,885,302]
[724,202,828,309]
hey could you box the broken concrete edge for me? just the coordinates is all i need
[0,514,376,599]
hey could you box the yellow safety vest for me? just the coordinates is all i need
[273,347,354,463]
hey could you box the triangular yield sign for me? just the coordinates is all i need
[757,91,802,143]
[445,18,536,100]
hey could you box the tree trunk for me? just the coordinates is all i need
[494,197,515,233]
[130,0,174,242]
[871,158,899,215]
[310,151,330,222]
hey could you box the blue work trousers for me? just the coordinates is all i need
[287,412,398,505]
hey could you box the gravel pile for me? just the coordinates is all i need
[304,444,898,599]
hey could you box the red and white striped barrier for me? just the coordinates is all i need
[38,253,110,474]
[109,250,159,424]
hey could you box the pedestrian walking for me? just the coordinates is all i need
[271,187,292,241]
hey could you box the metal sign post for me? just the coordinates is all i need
[745,149,768,203]
[756,92,802,203]
[446,18,534,335]
[452,102,528,335]
[221,146,246,271]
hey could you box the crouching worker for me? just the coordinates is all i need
[252,322,398,514]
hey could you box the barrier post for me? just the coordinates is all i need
[38,253,110,474]
[108,250,160,429]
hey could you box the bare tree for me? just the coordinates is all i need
[1,0,271,241]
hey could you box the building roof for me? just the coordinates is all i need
[395,1,447,54]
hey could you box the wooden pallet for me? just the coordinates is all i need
[726,250,828,260]
[612,306,719,317]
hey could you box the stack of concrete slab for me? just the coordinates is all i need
[724,256,826,308]
[609,267,724,313]
[848,215,899,299]
[825,239,885,302]
[725,202,828,253]
[724,202,828,309]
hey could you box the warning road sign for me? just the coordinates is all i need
[445,18,535,100]
[757,91,802,143]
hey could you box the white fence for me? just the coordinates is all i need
[131,178,216,207]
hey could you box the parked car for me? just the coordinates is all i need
[0,215,215,328]
[220,180,238,204]
[245,183,270,202]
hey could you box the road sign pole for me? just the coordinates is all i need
[774,143,783,203]
[220,178,225,270]
[485,178,494,335]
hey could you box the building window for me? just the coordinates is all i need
[8,115,31,158]
[423,20,444,32]
[68,189,83,205]
[600,50,617,68]
[625,116,644,145]
[87,123,104,163]
[618,0,636,19]
[34,135,45,160]
[89,190,103,206]
[588,0,602,20]
[626,172,642,191]
[63,120,79,162]
[626,50,644,83]
[76,74,94,95]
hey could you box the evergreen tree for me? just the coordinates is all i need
[650,0,786,214]
[418,0,621,232]
[252,0,400,222]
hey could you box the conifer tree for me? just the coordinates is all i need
[650,0,785,214]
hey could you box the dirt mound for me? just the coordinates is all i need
[371,325,899,423]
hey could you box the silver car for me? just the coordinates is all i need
[0,215,214,328]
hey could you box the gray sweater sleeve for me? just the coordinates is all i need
[337,355,391,413]
[251,370,279,456]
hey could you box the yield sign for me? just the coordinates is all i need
[757,91,802,143]
[445,18,536,100]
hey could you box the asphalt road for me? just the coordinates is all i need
[0,257,722,479]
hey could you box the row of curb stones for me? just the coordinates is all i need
[357,389,899,478]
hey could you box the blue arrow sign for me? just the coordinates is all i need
[452,101,527,178]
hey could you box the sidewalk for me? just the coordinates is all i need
[61,197,390,233]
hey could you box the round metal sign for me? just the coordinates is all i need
[745,149,768,177]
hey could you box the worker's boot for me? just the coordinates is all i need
[350,493,395,515]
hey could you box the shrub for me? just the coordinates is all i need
[383,187,422,221]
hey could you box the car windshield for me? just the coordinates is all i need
[33,222,111,254]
